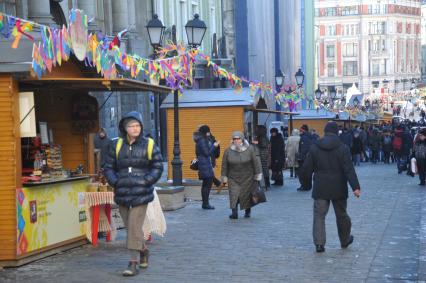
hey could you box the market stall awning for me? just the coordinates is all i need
[19,78,172,93]
[249,108,300,116]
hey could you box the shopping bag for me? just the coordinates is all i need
[411,157,418,175]
[189,158,198,170]
[251,181,267,207]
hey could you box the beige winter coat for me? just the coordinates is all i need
[286,130,301,167]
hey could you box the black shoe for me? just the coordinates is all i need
[244,209,251,218]
[315,245,325,253]
[297,187,310,191]
[419,182,425,186]
[229,209,238,219]
[202,204,215,210]
[341,235,354,249]
[122,261,139,276]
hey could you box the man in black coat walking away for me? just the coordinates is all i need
[299,122,361,253]
[297,124,313,191]
[270,128,285,186]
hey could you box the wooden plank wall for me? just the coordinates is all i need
[292,119,329,137]
[166,107,244,180]
[0,74,19,260]
[34,92,86,171]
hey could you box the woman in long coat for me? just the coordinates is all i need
[254,125,270,189]
[270,128,285,185]
[221,131,262,219]
[285,129,300,178]
[194,125,219,209]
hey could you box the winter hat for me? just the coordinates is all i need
[231,131,245,140]
[300,124,309,132]
[292,129,300,136]
[324,121,339,135]
[123,118,141,128]
[198,125,211,135]
[270,128,279,134]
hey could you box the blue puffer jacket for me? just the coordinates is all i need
[194,132,215,179]
[104,111,163,207]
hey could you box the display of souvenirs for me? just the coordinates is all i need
[45,145,63,179]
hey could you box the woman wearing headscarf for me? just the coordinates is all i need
[194,125,220,209]
[221,131,263,219]
[286,129,301,178]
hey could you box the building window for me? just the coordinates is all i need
[0,0,16,15]
[326,25,336,36]
[343,61,358,76]
[343,43,357,57]
[327,63,335,77]
[369,22,386,34]
[325,7,337,16]
[326,45,335,58]
[372,61,380,76]
[341,6,358,16]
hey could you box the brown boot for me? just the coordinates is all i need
[139,249,149,268]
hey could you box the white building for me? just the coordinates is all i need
[315,0,421,97]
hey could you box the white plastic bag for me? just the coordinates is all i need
[411,157,418,174]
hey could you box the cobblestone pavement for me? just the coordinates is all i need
[2,163,426,283]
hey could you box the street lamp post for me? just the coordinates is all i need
[291,68,305,133]
[147,14,207,186]
[351,96,360,128]
[168,14,207,186]
[275,69,284,121]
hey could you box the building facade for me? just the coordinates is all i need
[315,0,421,97]
[421,1,426,83]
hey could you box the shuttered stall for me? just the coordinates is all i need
[0,74,20,261]
[166,106,244,180]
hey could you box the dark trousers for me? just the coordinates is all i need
[201,178,213,206]
[371,150,379,163]
[383,151,391,164]
[313,199,351,246]
[418,158,426,184]
[298,159,311,190]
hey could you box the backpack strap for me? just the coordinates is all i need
[115,138,123,160]
[147,138,154,161]
[115,137,155,161]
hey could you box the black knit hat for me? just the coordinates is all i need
[270,127,279,134]
[300,124,309,132]
[198,125,211,135]
[324,121,339,135]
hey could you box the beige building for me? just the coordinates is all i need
[315,0,421,97]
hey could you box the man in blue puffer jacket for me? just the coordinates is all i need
[104,111,163,277]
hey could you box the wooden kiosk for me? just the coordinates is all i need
[160,88,298,180]
[0,62,171,267]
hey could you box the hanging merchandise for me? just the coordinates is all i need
[69,9,88,61]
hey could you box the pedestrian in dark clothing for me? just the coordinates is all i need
[382,132,393,164]
[369,129,381,163]
[299,121,361,253]
[94,128,110,168]
[413,129,426,186]
[104,111,163,276]
[270,128,285,186]
[208,132,222,188]
[297,124,313,191]
[394,126,412,173]
[358,127,368,162]
[351,131,363,166]
[339,128,353,149]
[254,125,271,189]
[194,125,220,209]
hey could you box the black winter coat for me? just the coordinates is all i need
[104,112,163,207]
[351,137,363,154]
[194,132,215,179]
[300,133,360,200]
[298,132,313,161]
[270,133,285,171]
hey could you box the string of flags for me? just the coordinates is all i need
[0,9,306,109]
